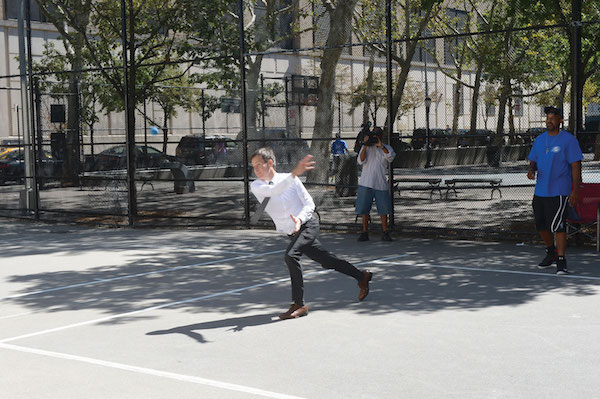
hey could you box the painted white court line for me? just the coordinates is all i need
[0,310,38,320]
[0,254,408,344]
[0,249,285,301]
[383,260,600,281]
[0,343,306,399]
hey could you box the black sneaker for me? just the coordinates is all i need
[556,257,569,275]
[381,231,393,241]
[538,247,558,268]
[357,231,369,241]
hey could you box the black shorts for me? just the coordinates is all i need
[532,195,569,233]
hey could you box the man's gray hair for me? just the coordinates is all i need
[251,147,276,166]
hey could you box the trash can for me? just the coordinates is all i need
[170,162,195,194]
[486,145,500,167]
[335,153,358,197]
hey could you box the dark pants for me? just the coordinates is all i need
[285,217,364,305]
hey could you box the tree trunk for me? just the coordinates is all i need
[450,69,462,147]
[493,74,512,166]
[245,55,264,153]
[62,55,82,185]
[308,0,359,183]
[508,96,515,135]
[469,64,483,134]
[162,111,169,154]
[363,54,375,125]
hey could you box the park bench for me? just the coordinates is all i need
[444,178,503,199]
[394,178,443,199]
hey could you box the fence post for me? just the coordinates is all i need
[385,0,395,229]
[571,0,583,136]
[121,0,137,225]
[201,89,206,141]
[238,0,251,228]
[34,78,43,218]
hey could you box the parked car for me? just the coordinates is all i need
[0,138,23,152]
[457,129,493,147]
[0,147,23,158]
[519,127,546,146]
[234,128,310,167]
[175,135,240,166]
[87,145,177,171]
[410,128,451,149]
[0,149,62,184]
[390,132,412,152]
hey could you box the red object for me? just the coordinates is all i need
[566,183,600,252]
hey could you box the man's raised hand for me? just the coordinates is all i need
[292,154,315,177]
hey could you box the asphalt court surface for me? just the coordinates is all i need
[1,220,600,398]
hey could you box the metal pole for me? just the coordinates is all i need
[18,0,34,213]
[238,0,251,228]
[284,76,290,132]
[338,93,342,135]
[385,0,395,228]
[571,0,583,136]
[34,79,43,214]
[201,89,206,141]
[121,0,136,225]
[26,0,39,217]
[260,74,265,132]
[16,105,21,148]
[91,95,95,158]
[143,97,148,148]
[424,51,433,168]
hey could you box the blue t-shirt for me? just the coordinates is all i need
[528,130,583,197]
[331,140,348,155]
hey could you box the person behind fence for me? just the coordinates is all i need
[331,133,349,173]
[214,140,227,164]
[250,147,373,319]
[354,121,372,154]
[527,106,583,275]
[355,126,396,242]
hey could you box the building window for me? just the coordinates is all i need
[278,0,295,50]
[5,0,48,22]
[253,0,296,50]
[413,31,435,64]
[444,8,468,65]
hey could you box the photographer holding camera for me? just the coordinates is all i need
[355,126,396,241]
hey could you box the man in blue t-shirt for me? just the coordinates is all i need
[331,133,349,173]
[527,106,583,274]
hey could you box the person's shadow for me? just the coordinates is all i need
[146,314,280,344]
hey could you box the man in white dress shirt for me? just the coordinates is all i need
[250,147,373,319]
[355,127,396,241]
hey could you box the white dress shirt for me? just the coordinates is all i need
[250,172,315,235]
[357,144,396,190]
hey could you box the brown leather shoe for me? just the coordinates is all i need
[279,303,309,320]
[358,271,373,301]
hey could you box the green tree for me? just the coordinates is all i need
[353,0,444,132]
[185,0,305,149]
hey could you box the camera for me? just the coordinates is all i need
[365,127,383,146]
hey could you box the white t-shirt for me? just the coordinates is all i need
[357,144,396,190]
[250,172,315,235]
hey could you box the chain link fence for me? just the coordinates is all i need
[0,0,599,245]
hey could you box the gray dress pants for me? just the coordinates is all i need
[284,217,364,305]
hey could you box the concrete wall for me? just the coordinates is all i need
[392,145,531,168]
